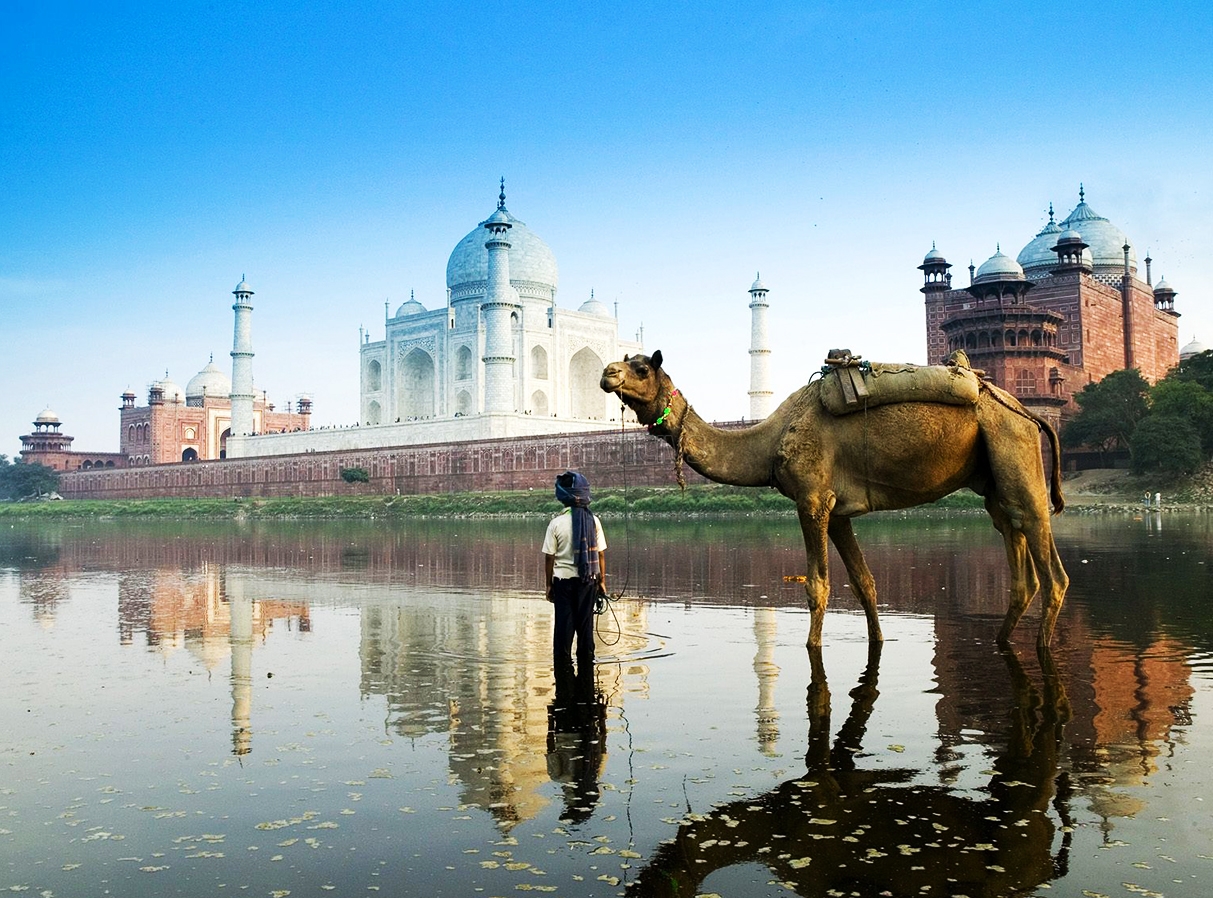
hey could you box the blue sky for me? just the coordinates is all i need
[3,1,1211,457]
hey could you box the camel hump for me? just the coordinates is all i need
[819,355,981,416]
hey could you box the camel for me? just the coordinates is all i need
[600,351,1069,648]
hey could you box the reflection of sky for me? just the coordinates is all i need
[0,515,1210,896]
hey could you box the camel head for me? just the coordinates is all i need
[600,351,678,426]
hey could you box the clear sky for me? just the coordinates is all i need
[3,1,1211,458]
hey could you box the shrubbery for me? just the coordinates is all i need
[1064,350,1213,477]
[0,456,60,501]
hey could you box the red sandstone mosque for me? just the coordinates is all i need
[921,186,1192,430]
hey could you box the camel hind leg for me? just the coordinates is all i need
[828,516,883,642]
[983,463,1069,648]
[984,494,1039,643]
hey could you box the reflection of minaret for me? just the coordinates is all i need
[483,181,519,413]
[230,276,255,436]
[228,577,255,756]
[748,274,773,419]
[752,607,780,755]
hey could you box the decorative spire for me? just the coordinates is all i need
[1078,183,1085,203]
[497,177,506,211]
[1048,202,1054,223]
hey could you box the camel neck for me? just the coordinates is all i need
[657,400,785,488]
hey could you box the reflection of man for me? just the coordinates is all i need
[542,471,607,668]
[546,663,608,825]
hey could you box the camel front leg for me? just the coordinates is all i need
[828,516,883,642]
[797,498,833,648]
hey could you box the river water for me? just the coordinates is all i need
[1,512,1211,897]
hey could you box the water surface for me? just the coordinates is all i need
[1,513,1210,896]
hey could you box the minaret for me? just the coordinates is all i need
[482,180,519,413]
[230,276,255,436]
[747,274,773,419]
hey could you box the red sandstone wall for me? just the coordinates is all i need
[59,425,739,499]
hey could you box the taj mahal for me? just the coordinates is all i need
[230,182,649,459]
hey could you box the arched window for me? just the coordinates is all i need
[456,345,474,380]
[531,390,549,417]
[182,448,198,462]
[366,359,382,392]
[367,400,382,425]
[398,348,436,418]
[531,345,549,379]
[569,347,604,419]
[128,424,135,444]
[456,390,473,416]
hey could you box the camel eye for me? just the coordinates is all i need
[635,365,649,377]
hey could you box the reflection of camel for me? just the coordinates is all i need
[629,645,1072,897]
[601,351,1069,647]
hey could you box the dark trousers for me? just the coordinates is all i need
[551,576,597,665]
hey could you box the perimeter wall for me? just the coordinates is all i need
[58,424,744,500]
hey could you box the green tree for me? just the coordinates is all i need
[340,467,370,484]
[1150,379,1213,457]
[1061,368,1151,452]
[1130,415,1203,475]
[0,459,61,500]
[1169,348,1213,391]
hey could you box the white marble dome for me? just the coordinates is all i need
[446,207,559,293]
[1059,197,1136,275]
[396,297,426,316]
[1180,337,1207,359]
[34,408,60,425]
[186,360,232,400]
[157,376,186,403]
[578,295,611,316]
[1017,216,1063,276]
[974,248,1026,284]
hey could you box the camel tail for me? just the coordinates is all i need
[980,382,1065,514]
[1040,416,1065,514]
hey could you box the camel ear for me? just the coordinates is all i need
[651,349,663,369]
[622,354,630,362]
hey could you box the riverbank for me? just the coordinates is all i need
[2,469,1209,519]
[0,483,990,520]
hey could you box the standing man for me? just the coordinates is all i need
[542,471,607,668]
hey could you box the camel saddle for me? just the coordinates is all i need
[819,349,981,416]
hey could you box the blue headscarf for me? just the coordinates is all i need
[556,471,600,581]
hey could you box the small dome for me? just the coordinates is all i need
[186,360,232,400]
[395,297,426,316]
[34,408,60,425]
[923,245,946,263]
[750,273,769,291]
[1017,215,1063,277]
[1180,337,1206,359]
[233,277,253,294]
[157,376,185,403]
[973,248,1026,284]
[1154,277,1174,293]
[1056,229,1084,243]
[578,296,611,317]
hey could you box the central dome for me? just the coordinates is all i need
[446,206,558,294]
[186,360,232,401]
[1059,198,1136,275]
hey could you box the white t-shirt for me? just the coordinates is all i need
[542,509,607,579]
